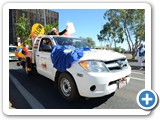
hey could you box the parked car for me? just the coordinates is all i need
[9,46,18,61]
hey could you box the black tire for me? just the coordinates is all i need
[58,72,79,102]
[21,61,25,69]
[17,58,21,66]
[25,57,32,75]
[31,63,38,75]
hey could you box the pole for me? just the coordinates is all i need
[43,9,46,27]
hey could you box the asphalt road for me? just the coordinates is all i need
[9,61,145,109]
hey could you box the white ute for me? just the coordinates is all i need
[23,35,131,101]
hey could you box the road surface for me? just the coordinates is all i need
[9,61,145,109]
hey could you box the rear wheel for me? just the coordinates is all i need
[16,58,21,66]
[58,72,79,102]
[25,57,32,75]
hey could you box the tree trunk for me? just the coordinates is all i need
[127,28,135,59]
[113,39,116,48]
[125,30,131,51]
[127,28,134,47]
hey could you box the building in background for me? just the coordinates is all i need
[9,9,59,45]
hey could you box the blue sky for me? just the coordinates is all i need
[52,9,128,50]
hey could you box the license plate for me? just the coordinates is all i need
[117,77,127,89]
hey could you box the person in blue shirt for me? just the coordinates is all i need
[136,43,145,70]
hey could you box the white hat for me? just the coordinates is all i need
[17,37,20,40]
[51,28,57,31]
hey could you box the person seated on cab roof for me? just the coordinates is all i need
[48,27,67,35]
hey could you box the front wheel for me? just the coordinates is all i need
[58,72,79,102]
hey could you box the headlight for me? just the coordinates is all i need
[124,59,128,65]
[79,60,109,72]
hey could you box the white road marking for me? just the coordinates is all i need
[130,77,145,81]
[131,70,145,81]
[9,73,45,109]
[131,71,145,75]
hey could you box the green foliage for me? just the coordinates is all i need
[120,48,125,53]
[24,38,32,50]
[85,37,95,47]
[98,9,145,52]
[113,46,125,53]
[79,36,95,47]
[113,47,121,52]
[44,23,58,34]
[15,13,30,42]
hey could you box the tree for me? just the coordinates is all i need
[15,13,30,43]
[15,14,59,49]
[44,23,58,34]
[99,9,145,59]
[97,16,123,48]
[79,36,95,47]
[85,37,95,47]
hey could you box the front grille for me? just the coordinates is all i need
[109,67,121,71]
[108,80,119,86]
[104,58,128,72]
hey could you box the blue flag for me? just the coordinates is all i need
[51,45,90,72]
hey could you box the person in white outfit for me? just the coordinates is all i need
[137,43,145,70]
[17,37,21,46]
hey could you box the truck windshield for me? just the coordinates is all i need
[53,37,90,49]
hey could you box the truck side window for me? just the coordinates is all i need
[39,38,53,52]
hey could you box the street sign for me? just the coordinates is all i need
[31,23,44,37]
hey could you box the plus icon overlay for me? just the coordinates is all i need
[142,93,153,105]
[137,89,158,110]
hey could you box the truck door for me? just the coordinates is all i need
[36,38,55,80]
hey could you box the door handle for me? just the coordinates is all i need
[37,55,39,57]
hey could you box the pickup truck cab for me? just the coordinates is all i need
[24,35,131,101]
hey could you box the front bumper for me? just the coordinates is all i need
[9,56,18,61]
[72,65,131,98]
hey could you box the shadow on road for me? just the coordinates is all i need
[45,92,115,109]
[49,92,115,109]
[9,69,115,109]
